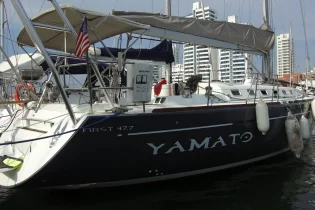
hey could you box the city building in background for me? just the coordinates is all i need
[276,33,294,77]
[172,44,181,65]
[183,2,218,83]
[218,15,252,84]
[152,65,162,83]
[171,64,184,82]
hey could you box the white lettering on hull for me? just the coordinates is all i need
[147,132,253,155]
[82,126,134,132]
[189,137,210,151]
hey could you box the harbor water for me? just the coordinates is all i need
[1,138,315,210]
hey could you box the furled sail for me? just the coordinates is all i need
[112,11,275,53]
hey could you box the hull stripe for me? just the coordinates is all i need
[128,123,233,136]
[128,111,309,136]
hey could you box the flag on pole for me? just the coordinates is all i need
[74,17,90,58]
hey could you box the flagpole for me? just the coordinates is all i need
[86,50,93,113]
[74,16,93,113]
[82,16,93,113]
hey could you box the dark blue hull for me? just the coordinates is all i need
[19,101,311,188]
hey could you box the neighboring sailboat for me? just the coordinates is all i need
[0,0,312,189]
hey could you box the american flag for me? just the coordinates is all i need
[74,17,90,58]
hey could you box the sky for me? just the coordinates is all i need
[2,0,315,73]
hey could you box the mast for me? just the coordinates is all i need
[262,0,269,26]
[200,0,216,83]
[0,0,4,61]
[262,0,270,82]
[300,0,311,90]
[165,0,171,16]
[165,0,172,84]
[289,23,293,87]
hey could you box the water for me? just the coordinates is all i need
[1,140,315,210]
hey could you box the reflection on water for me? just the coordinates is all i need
[1,138,315,209]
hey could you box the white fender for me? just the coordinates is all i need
[255,99,270,135]
[299,115,310,139]
[311,99,315,119]
[285,112,304,158]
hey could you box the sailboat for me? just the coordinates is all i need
[0,0,312,189]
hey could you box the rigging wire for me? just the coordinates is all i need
[239,0,244,23]
[249,0,255,24]
[0,112,121,146]
[299,0,311,72]
[80,0,85,8]
[225,0,232,19]
[38,0,46,13]
[3,2,17,60]
[6,0,17,32]
[112,0,119,12]
[27,0,33,17]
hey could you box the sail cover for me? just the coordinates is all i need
[99,39,174,64]
[112,11,275,53]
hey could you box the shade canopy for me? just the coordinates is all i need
[17,4,150,53]
[0,53,109,79]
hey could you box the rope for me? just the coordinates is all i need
[0,112,121,146]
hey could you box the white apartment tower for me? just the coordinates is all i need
[183,2,218,83]
[154,44,182,83]
[172,44,181,65]
[277,33,294,77]
[218,16,252,84]
[152,65,162,83]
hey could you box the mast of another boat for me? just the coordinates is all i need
[0,0,4,96]
[0,0,4,61]
[289,23,293,88]
[299,0,312,92]
[0,1,13,116]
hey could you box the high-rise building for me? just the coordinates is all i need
[171,64,184,82]
[172,44,181,65]
[277,33,294,77]
[218,15,252,84]
[152,44,181,84]
[183,2,218,83]
[152,65,162,83]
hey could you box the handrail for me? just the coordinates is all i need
[65,87,133,91]
[11,0,76,125]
